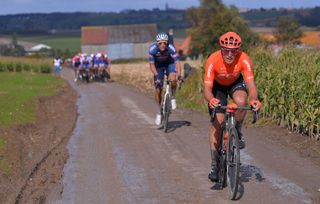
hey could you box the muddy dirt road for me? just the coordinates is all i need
[51,69,319,204]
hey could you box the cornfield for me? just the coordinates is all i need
[177,47,319,140]
[252,47,320,140]
[0,57,52,73]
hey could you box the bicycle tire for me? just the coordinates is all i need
[76,73,81,85]
[217,128,227,188]
[227,128,240,200]
[163,95,171,132]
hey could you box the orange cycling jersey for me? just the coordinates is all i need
[204,50,254,87]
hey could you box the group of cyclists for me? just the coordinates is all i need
[149,31,261,183]
[65,30,262,184]
[72,52,111,83]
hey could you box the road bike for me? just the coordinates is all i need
[76,68,90,85]
[160,76,175,133]
[211,103,258,200]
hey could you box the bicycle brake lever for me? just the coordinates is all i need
[252,111,259,124]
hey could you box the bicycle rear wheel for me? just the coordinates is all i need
[227,128,240,200]
[163,95,171,132]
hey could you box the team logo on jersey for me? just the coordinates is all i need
[243,59,251,72]
[207,64,213,78]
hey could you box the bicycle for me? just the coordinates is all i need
[160,75,175,133]
[75,67,90,85]
[211,103,258,200]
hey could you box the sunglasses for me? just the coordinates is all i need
[221,48,239,54]
[157,41,167,46]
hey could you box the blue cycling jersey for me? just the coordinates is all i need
[149,43,179,67]
[93,56,99,65]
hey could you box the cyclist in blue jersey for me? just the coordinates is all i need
[149,32,182,125]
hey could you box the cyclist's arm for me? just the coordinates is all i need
[241,55,258,101]
[175,61,181,77]
[168,44,181,77]
[246,80,259,101]
[204,56,215,102]
[204,85,214,103]
[149,62,158,76]
[149,45,158,76]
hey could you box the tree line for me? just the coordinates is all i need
[0,6,318,35]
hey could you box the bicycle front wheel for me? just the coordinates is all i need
[163,95,171,132]
[226,128,240,200]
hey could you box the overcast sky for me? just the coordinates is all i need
[1,0,319,15]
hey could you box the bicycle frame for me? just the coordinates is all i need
[212,103,258,200]
[161,75,174,133]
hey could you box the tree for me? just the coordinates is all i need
[273,15,302,45]
[186,0,259,57]
[0,34,25,56]
[11,33,18,48]
[10,34,25,56]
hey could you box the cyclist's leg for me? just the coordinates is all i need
[210,82,228,148]
[167,63,177,96]
[229,75,248,124]
[93,64,97,75]
[99,63,104,75]
[154,67,165,125]
[229,75,248,148]
[167,63,177,109]
[154,67,164,105]
[208,83,228,181]
[106,65,111,80]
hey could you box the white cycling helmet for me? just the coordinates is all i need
[156,32,168,42]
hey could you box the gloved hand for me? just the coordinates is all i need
[249,100,262,112]
[209,98,220,109]
[154,75,161,87]
[177,75,184,83]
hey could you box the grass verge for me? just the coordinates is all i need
[0,72,64,175]
[0,136,10,175]
[0,72,64,127]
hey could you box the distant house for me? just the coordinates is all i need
[25,44,52,56]
[27,44,52,52]
[81,24,157,60]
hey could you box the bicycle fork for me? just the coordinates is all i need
[162,83,171,113]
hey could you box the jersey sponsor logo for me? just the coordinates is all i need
[207,64,213,78]
[243,59,252,72]
[217,73,239,80]
[204,80,212,85]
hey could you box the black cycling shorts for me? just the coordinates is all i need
[208,75,247,115]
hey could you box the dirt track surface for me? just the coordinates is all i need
[0,79,77,204]
[49,68,320,204]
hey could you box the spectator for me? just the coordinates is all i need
[53,57,63,77]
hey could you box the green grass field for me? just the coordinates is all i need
[0,72,64,127]
[19,35,81,53]
[0,72,64,175]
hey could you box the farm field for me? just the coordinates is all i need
[18,35,81,52]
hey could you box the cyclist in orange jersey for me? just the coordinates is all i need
[204,32,262,182]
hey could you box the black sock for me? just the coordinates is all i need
[236,123,243,138]
[210,149,218,167]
